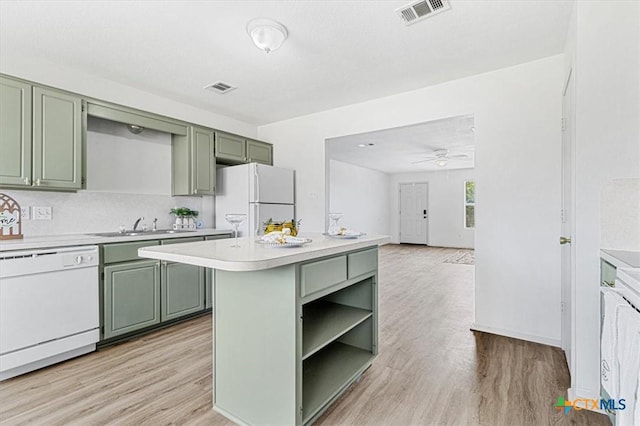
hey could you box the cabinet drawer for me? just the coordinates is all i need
[103,240,160,264]
[206,234,231,241]
[348,249,378,279]
[161,236,203,245]
[300,256,347,298]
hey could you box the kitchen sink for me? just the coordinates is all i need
[90,229,195,237]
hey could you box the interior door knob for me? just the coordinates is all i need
[560,236,572,245]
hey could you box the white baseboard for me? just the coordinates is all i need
[470,322,562,348]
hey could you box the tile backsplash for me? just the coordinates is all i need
[601,178,640,250]
[3,189,207,236]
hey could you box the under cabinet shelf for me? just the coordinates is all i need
[302,301,372,360]
[302,342,374,424]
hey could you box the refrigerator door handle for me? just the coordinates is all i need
[253,165,260,203]
[253,203,259,237]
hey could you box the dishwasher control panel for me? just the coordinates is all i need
[0,246,99,278]
[62,251,98,267]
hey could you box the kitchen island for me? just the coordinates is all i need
[139,233,389,426]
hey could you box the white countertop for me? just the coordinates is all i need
[601,249,640,269]
[138,233,391,272]
[0,229,233,252]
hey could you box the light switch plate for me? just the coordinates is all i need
[33,206,52,220]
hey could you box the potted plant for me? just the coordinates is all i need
[170,207,199,229]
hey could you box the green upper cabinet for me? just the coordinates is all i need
[216,132,246,163]
[0,76,83,190]
[247,139,273,165]
[215,132,273,166]
[0,76,32,186]
[172,125,216,196]
[32,87,83,189]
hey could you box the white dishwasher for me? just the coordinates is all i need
[0,245,99,381]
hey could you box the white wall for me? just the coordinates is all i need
[565,1,640,400]
[329,160,390,236]
[0,50,257,138]
[259,55,564,346]
[388,169,475,249]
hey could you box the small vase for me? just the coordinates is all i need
[188,218,195,229]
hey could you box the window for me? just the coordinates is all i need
[465,181,475,228]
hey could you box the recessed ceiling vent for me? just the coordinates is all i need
[395,0,450,26]
[204,81,237,94]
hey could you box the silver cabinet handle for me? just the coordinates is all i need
[155,262,160,269]
[35,178,41,186]
[24,177,30,185]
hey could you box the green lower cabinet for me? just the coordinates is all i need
[103,259,161,339]
[205,234,230,309]
[206,269,213,309]
[161,261,205,321]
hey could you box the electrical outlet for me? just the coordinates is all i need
[21,207,30,220]
[33,206,52,220]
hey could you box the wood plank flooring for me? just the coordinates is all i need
[0,244,609,425]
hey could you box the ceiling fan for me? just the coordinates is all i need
[411,148,469,166]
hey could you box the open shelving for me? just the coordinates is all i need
[302,339,374,423]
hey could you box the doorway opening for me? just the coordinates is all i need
[324,114,475,250]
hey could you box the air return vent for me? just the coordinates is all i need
[395,0,450,25]
[204,81,237,94]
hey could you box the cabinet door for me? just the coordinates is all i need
[191,126,215,195]
[247,139,273,165]
[103,260,161,339]
[32,86,83,189]
[204,234,231,309]
[215,132,246,163]
[161,261,205,321]
[0,76,32,187]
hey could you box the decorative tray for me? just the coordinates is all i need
[322,232,365,239]
[260,238,313,248]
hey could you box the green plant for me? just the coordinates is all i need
[170,207,199,218]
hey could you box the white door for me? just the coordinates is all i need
[561,69,575,375]
[248,203,295,237]
[399,183,428,245]
[249,163,295,205]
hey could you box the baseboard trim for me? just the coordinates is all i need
[470,323,562,348]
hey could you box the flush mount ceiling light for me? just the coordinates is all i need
[247,18,288,53]
[436,158,448,167]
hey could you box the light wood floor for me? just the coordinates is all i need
[0,245,609,425]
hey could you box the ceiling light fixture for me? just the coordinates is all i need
[247,18,288,53]
[436,158,448,167]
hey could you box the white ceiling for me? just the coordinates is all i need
[327,114,474,173]
[0,1,572,126]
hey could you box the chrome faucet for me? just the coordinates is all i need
[133,217,144,231]
[152,218,158,232]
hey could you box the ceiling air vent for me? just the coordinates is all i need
[204,81,237,94]
[395,0,450,26]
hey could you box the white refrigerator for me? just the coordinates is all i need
[215,163,295,237]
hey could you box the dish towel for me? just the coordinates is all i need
[601,288,629,398]
[616,305,640,426]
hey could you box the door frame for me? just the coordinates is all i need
[398,181,429,245]
[561,66,576,383]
